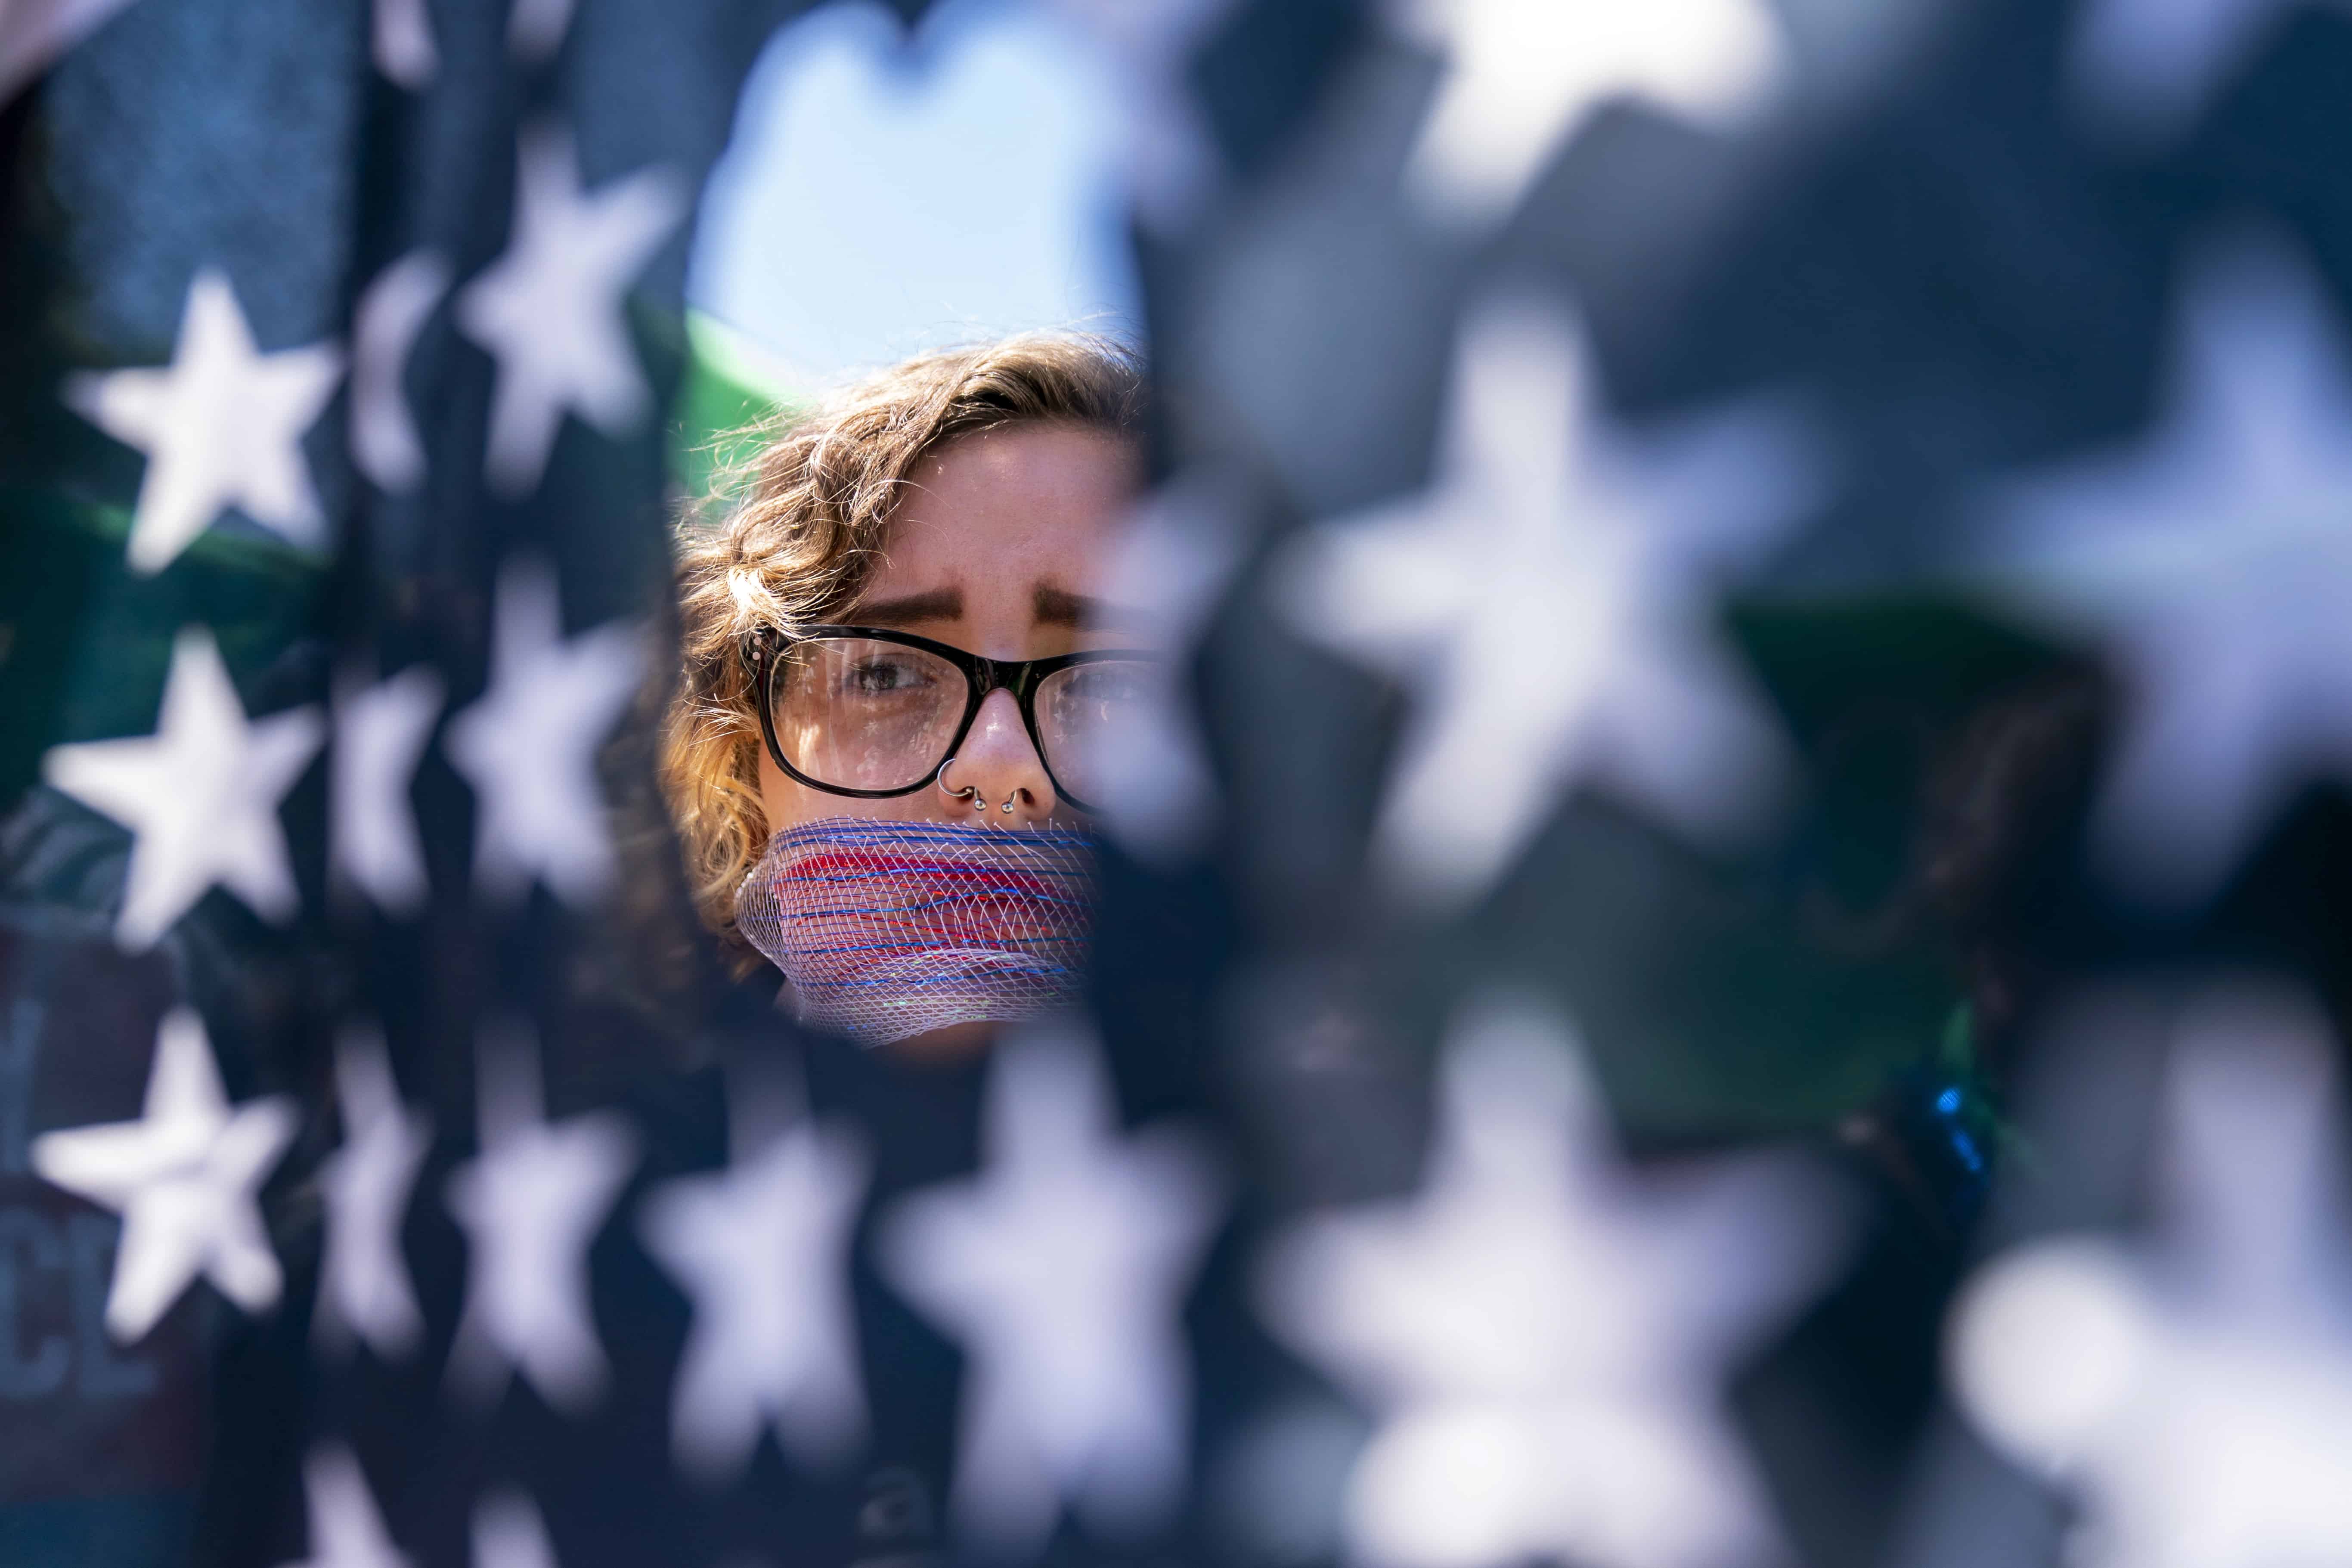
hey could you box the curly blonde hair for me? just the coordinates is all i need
[661,334,1146,961]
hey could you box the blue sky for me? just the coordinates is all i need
[686,0,1143,397]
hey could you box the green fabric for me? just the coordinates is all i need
[667,310,798,502]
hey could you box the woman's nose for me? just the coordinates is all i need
[944,688,1058,826]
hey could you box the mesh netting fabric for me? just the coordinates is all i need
[736,817,1100,1047]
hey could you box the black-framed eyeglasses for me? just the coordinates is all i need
[744,624,1159,814]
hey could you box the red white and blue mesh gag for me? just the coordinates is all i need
[735,818,1099,1046]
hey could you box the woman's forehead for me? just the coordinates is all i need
[898,424,1137,526]
[868,425,1137,599]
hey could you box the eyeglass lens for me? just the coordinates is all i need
[1032,658,1150,807]
[773,638,970,793]
[771,637,1153,804]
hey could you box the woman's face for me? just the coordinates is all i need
[755,422,1145,836]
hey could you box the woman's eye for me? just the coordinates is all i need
[846,658,925,695]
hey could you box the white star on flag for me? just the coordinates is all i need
[1086,472,1247,863]
[370,0,436,88]
[1255,992,1853,1568]
[331,663,443,916]
[471,1487,561,1568]
[1974,231,2352,908]
[29,1007,297,1344]
[1047,0,1241,230]
[0,0,143,104]
[507,0,575,61]
[350,249,450,494]
[1949,986,2352,1568]
[455,123,684,496]
[280,1443,412,1568]
[638,1100,871,1480]
[43,626,324,951]
[1277,295,1822,912]
[445,557,644,908]
[445,1022,636,1413]
[876,1021,1225,1554]
[1390,0,1788,229]
[315,1025,433,1360]
[2069,0,2332,146]
[62,267,343,574]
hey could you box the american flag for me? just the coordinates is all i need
[7,1,2352,1565]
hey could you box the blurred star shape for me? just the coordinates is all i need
[350,249,449,493]
[1255,993,1853,1568]
[281,1444,411,1568]
[877,1020,1226,1554]
[472,1488,561,1568]
[30,1007,297,1343]
[331,662,442,916]
[444,1023,637,1413]
[2070,0,2334,146]
[456,124,683,496]
[1277,296,1822,912]
[1391,0,1788,229]
[1087,472,1247,863]
[445,557,645,908]
[1047,0,1240,230]
[314,1024,432,1361]
[370,0,436,87]
[63,267,344,574]
[1977,232,2352,908]
[507,0,573,60]
[43,626,324,951]
[638,1104,871,1481]
[1949,986,2352,1567]
[0,0,143,103]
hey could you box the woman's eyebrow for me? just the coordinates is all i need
[851,587,964,627]
[1035,583,1149,631]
